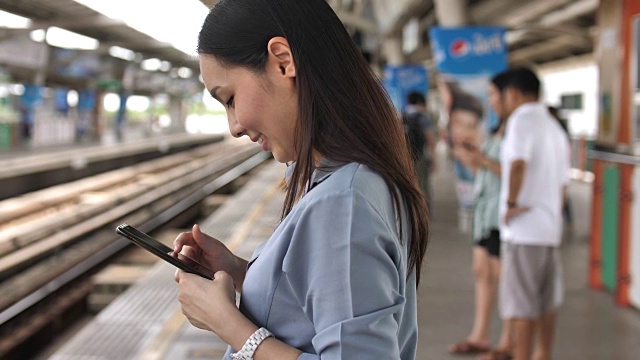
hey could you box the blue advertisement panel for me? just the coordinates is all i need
[383,65,429,112]
[429,26,507,209]
[430,26,507,75]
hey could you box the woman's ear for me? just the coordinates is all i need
[267,37,296,79]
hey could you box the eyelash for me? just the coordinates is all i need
[226,96,234,107]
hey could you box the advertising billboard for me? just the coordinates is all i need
[430,26,508,209]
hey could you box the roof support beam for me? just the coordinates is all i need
[376,0,433,37]
[29,16,125,30]
[334,9,379,34]
[509,34,591,64]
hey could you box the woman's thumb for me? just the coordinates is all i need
[192,224,204,242]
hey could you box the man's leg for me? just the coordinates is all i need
[499,244,549,360]
[532,246,562,360]
[490,257,512,353]
[532,312,556,360]
[513,318,536,360]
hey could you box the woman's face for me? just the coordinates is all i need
[199,54,298,163]
[450,109,479,142]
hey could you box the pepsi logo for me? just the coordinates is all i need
[450,39,470,57]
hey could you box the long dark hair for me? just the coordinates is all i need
[198,0,429,284]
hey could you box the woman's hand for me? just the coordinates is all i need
[173,224,248,291]
[452,142,479,170]
[176,270,304,359]
[175,270,237,332]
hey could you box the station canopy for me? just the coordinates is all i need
[0,0,597,82]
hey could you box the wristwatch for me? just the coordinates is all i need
[507,200,517,209]
[231,327,274,360]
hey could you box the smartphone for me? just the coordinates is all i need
[116,223,215,280]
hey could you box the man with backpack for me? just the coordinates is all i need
[403,91,437,213]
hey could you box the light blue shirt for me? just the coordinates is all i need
[224,162,418,359]
[472,134,502,242]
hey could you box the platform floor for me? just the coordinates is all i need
[420,158,640,360]
[50,156,640,360]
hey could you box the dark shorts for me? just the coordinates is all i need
[476,229,500,258]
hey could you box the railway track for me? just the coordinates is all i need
[0,139,271,359]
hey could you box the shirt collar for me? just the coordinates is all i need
[310,158,344,190]
[284,158,345,192]
[511,102,545,118]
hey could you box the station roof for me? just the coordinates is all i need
[329,0,597,67]
[0,0,201,70]
[0,0,597,81]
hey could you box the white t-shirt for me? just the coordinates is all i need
[499,102,570,247]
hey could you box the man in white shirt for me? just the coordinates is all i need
[498,68,570,360]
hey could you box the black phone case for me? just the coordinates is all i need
[116,223,214,280]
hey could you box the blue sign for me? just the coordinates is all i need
[430,26,507,75]
[78,89,97,110]
[20,84,42,126]
[54,88,69,115]
[383,65,429,112]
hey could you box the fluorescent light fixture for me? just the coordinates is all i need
[74,0,207,56]
[109,46,136,61]
[141,58,162,71]
[0,9,31,29]
[46,26,100,50]
[9,84,25,96]
[30,29,46,43]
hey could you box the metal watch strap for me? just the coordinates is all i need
[231,327,274,360]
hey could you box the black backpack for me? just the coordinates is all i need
[402,112,426,161]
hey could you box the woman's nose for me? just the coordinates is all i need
[228,117,245,138]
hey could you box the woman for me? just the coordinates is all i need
[449,73,513,360]
[171,0,430,359]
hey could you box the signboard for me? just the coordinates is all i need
[0,35,48,70]
[430,26,507,75]
[430,26,508,209]
[383,64,428,113]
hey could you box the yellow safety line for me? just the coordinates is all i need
[226,179,283,252]
[137,310,187,360]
